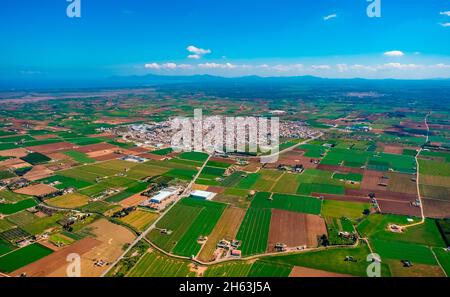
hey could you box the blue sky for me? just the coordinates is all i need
[1,0,450,81]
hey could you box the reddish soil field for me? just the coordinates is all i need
[361,170,389,191]
[14,183,58,196]
[0,158,31,169]
[206,186,225,194]
[32,134,58,140]
[26,142,76,154]
[0,148,29,158]
[423,198,450,218]
[267,209,327,252]
[138,153,166,161]
[75,143,118,154]
[119,193,148,208]
[92,153,124,162]
[10,238,102,277]
[123,147,149,154]
[290,266,353,277]
[317,164,364,174]
[346,189,417,203]
[209,157,236,164]
[312,193,370,203]
[46,152,71,161]
[23,165,54,181]
[377,200,421,217]
[383,145,404,155]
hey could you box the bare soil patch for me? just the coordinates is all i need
[14,183,58,196]
[267,209,326,252]
[290,266,353,277]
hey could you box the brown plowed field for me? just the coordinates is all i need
[75,143,117,154]
[267,209,327,252]
[47,219,136,277]
[92,153,124,161]
[346,189,417,202]
[377,200,421,217]
[10,238,102,277]
[23,165,54,181]
[361,170,389,191]
[0,148,28,158]
[290,266,353,277]
[312,193,370,203]
[317,164,364,174]
[14,183,58,196]
[265,150,319,169]
[26,142,76,154]
[197,207,246,262]
[422,198,450,218]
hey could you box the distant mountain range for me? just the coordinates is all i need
[1,73,450,91]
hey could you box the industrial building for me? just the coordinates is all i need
[190,190,215,200]
[148,188,178,204]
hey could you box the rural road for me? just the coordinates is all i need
[400,112,430,229]
[101,154,211,277]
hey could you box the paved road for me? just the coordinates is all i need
[101,154,211,277]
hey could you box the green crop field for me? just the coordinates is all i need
[236,208,271,256]
[0,243,53,273]
[127,251,195,277]
[150,148,173,156]
[147,201,203,252]
[0,199,39,215]
[358,214,445,247]
[247,261,292,277]
[105,182,149,203]
[419,159,450,177]
[0,190,32,203]
[59,168,101,183]
[322,200,369,219]
[21,152,51,165]
[433,247,450,276]
[179,151,209,162]
[272,173,301,194]
[371,239,437,265]
[265,243,391,277]
[163,168,198,180]
[204,262,253,277]
[297,183,345,195]
[64,150,96,164]
[236,173,261,189]
[250,192,322,215]
[221,171,244,187]
[172,198,226,257]
[38,175,92,190]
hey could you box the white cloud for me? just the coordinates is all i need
[144,63,161,70]
[187,54,201,59]
[187,45,211,59]
[431,63,450,69]
[144,63,192,70]
[336,64,349,72]
[384,50,405,57]
[378,63,422,70]
[198,62,236,69]
[440,11,450,16]
[440,22,450,27]
[323,14,337,21]
[311,65,331,70]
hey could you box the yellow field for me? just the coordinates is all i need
[46,193,90,208]
[119,209,159,231]
[197,206,246,262]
